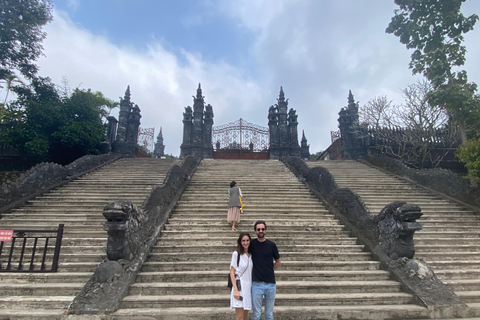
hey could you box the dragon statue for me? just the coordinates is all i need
[376,201,423,260]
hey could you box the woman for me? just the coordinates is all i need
[230,232,253,320]
[227,181,242,231]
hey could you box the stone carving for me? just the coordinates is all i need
[300,130,310,160]
[153,127,165,158]
[103,200,146,261]
[376,202,422,260]
[180,84,214,159]
[337,90,361,160]
[111,86,142,155]
[268,87,301,159]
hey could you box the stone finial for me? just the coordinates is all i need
[124,85,131,103]
[278,86,285,102]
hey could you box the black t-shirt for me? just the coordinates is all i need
[250,238,280,284]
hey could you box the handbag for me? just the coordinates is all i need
[227,252,248,290]
[239,197,244,213]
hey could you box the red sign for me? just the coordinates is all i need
[0,230,13,241]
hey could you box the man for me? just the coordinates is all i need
[250,220,281,320]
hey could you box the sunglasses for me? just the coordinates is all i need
[256,228,265,231]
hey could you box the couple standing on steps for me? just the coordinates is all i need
[229,220,281,320]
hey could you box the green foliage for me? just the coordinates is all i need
[386,0,479,138]
[456,137,480,180]
[1,77,112,166]
[310,151,323,160]
[386,0,478,87]
[386,0,480,182]
[0,0,53,80]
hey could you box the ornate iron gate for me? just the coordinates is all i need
[137,127,155,153]
[213,118,269,152]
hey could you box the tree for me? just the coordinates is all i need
[1,77,112,166]
[456,137,480,180]
[49,88,109,164]
[358,80,458,169]
[386,0,480,179]
[0,0,53,80]
[3,77,62,164]
[359,95,395,128]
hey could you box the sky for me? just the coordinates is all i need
[36,0,480,156]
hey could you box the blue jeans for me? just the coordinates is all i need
[251,281,276,320]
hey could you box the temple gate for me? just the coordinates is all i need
[213,118,269,159]
[180,85,309,160]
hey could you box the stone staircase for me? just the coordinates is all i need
[0,158,177,319]
[111,159,429,320]
[307,160,480,317]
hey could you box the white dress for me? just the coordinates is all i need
[229,251,253,310]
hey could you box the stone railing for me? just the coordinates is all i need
[282,156,468,318]
[68,155,200,314]
[0,153,124,214]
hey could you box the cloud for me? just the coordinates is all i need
[217,0,480,153]
[66,0,80,12]
[37,1,480,156]
[37,9,261,156]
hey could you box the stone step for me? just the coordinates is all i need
[426,260,480,269]
[159,229,352,238]
[0,309,65,319]
[0,272,92,283]
[136,269,389,283]
[0,296,73,309]
[139,261,381,272]
[0,282,84,296]
[171,208,332,214]
[443,280,480,292]
[412,238,480,245]
[415,231,480,238]
[165,218,342,227]
[128,280,402,295]
[435,269,480,280]
[456,291,480,304]
[119,292,414,308]
[415,252,480,260]
[415,245,480,252]
[150,244,366,254]
[169,211,332,218]
[145,252,376,263]
[110,304,428,320]
[161,224,348,232]
[156,236,357,246]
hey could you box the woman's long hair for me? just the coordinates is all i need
[236,232,251,255]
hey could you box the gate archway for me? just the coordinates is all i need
[212,118,269,159]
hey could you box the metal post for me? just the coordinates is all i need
[240,118,243,157]
[51,224,64,272]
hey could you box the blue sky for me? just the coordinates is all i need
[36,0,480,156]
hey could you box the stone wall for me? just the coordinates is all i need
[0,153,123,213]
[364,156,480,209]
